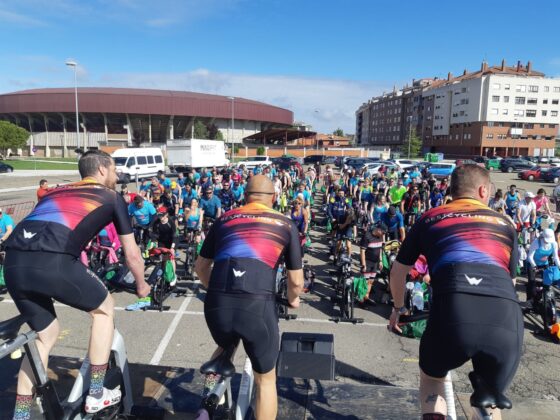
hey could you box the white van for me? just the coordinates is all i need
[112,147,165,183]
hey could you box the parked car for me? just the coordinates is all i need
[386,159,418,170]
[518,167,550,181]
[323,156,337,164]
[303,155,325,164]
[425,163,456,179]
[542,167,560,184]
[539,157,551,164]
[456,158,484,167]
[362,161,398,177]
[273,157,303,174]
[236,156,273,170]
[0,162,14,173]
[472,156,488,164]
[345,157,379,171]
[335,156,351,168]
[521,156,539,163]
[485,158,501,171]
[499,158,536,173]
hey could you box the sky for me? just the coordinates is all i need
[1,0,559,134]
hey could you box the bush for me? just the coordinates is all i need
[257,146,266,156]
[234,145,240,154]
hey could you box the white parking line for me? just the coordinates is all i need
[149,292,196,366]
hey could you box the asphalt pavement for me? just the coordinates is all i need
[0,169,559,418]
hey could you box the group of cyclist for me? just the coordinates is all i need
[1,149,560,419]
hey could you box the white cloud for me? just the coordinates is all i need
[97,69,391,133]
[0,8,46,26]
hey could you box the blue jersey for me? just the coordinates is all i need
[231,185,244,201]
[128,201,156,226]
[182,189,198,207]
[200,195,222,218]
[383,212,404,232]
[0,214,15,236]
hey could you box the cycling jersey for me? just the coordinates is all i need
[397,198,518,301]
[505,192,519,210]
[527,237,560,268]
[0,213,15,237]
[182,189,198,207]
[360,230,383,264]
[128,201,156,226]
[328,199,348,224]
[388,185,407,204]
[231,185,244,201]
[218,189,235,211]
[200,195,221,218]
[6,179,132,258]
[518,200,536,223]
[200,202,302,296]
[186,208,201,229]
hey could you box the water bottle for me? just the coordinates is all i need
[413,282,424,311]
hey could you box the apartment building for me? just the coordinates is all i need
[422,60,559,157]
[356,60,560,157]
[356,79,436,148]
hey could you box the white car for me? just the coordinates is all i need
[362,161,398,177]
[389,159,419,170]
[235,156,273,170]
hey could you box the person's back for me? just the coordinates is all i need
[195,175,303,420]
[389,164,522,420]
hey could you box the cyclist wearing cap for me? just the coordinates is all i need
[200,187,222,220]
[0,207,15,243]
[389,164,521,420]
[182,183,198,208]
[517,191,537,230]
[382,205,405,241]
[526,228,560,304]
[195,175,303,420]
[3,151,149,417]
[128,195,156,227]
[218,181,235,212]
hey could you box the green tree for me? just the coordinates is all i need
[333,128,344,137]
[193,120,209,139]
[257,146,266,156]
[399,128,423,158]
[0,121,29,156]
[207,123,225,140]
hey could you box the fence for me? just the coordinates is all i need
[0,201,35,224]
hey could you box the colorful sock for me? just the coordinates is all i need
[201,373,221,397]
[13,394,33,420]
[89,363,108,398]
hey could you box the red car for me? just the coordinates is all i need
[518,167,549,181]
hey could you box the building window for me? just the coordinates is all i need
[554,87,560,93]
[490,108,499,115]
[492,95,500,102]
[542,110,548,116]
[525,123,534,129]
[543,99,549,104]
[553,99,559,105]
[455,134,459,140]
[528,85,539,92]
[544,86,550,92]
[503,109,509,115]
[516,85,526,92]
[463,133,468,139]
[514,109,525,116]
[514,96,526,104]
[552,111,559,117]
[486,133,494,139]
[526,110,537,117]
[492,83,501,89]
[527,98,538,105]
[488,121,494,127]
[504,84,510,90]
[503,96,509,103]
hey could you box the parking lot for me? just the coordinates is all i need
[1,168,559,418]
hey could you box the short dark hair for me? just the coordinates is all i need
[39,179,48,186]
[450,164,490,198]
[78,150,113,178]
[133,195,144,205]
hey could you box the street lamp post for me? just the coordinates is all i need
[407,115,413,159]
[65,60,80,156]
[228,96,235,161]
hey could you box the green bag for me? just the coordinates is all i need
[326,219,332,233]
[353,276,368,301]
[196,240,204,256]
[305,234,311,248]
[163,260,176,284]
[0,266,5,287]
[400,319,427,339]
[321,186,326,193]
[310,196,315,206]
[382,251,390,271]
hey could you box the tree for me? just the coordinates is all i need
[0,121,29,156]
[257,146,266,156]
[207,123,224,140]
[333,128,344,137]
[193,120,209,139]
[399,128,423,158]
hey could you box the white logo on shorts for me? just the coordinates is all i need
[233,269,246,278]
[23,229,37,239]
[465,274,483,286]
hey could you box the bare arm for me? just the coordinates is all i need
[1,224,13,241]
[119,233,150,298]
[287,269,304,308]
[388,260,413,333]
[195,255,213,289]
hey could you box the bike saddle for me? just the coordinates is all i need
[0,315,27,340]
[468,371,512,410]
[200,347,236,378]
[337,254,352,265]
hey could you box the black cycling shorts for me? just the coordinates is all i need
[4,250,109,332]
[204,292,279,374]
[420,293,523,394]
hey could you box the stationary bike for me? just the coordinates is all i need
[0,315,141,419]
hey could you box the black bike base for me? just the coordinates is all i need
[329,317,364,324]
[280,314,298,320]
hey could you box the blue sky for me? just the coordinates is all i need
[1,0,559,133]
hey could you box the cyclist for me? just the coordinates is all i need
[525,228,560,305]
[517,191,537,231]
[218,180,235,212]
[488,189,506,212]
[0,207,15,243]
[334,204,355,261]
[161,188,179,217]
[182,183,198,209]
[382,206,405,242]
[359,222,387,305]
[36,179,49,202]
[151,207,178,284]
[195,175,303,420]
[200,187,222,222]
[505,184,520,219]
[401,184,423,228]
[3,151,150,418]
[534,188,553,217]
[389,164,522,420]
[231,178,245,206]
[128,195,156,247]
